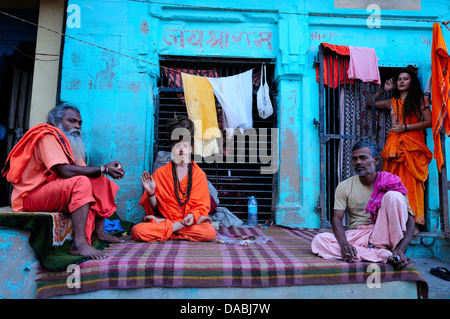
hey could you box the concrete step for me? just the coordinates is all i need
[410,257,450,299]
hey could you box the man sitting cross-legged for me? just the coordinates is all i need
[131,115,216,242]
[311,140,416,269]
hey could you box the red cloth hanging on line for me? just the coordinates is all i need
[316,43,351,89]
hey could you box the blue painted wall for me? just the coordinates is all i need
[60,0,450,229]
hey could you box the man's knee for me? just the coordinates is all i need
[191,223,216,242]
[69,175,92,191]
[130,223,145,241]
[382,191,407,209]
[383,191,404,201]
[65,176,95,213]
[202,223,217,241]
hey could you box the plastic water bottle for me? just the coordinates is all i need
[248,196,258,226]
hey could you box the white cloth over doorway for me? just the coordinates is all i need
[207,69,253,137]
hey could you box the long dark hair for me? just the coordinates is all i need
[392,66,424,121]
[166,114,195,147]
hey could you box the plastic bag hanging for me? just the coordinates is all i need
[256,64,273,119]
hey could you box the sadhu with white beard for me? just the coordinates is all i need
[2,103,125,259]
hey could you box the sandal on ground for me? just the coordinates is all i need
[430,267,450,281]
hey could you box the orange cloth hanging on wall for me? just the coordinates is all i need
[431,22,450,172]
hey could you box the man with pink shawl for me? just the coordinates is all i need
[311,141,415,269]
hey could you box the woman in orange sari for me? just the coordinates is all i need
[370,67,432,234]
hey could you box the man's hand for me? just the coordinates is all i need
[197,215,212,224]
[332,209,357,263]
[390,249,411,269]
[140,171,156,194]
[182,214,194,227]
[106,161,125,180]
[340,242,358,262]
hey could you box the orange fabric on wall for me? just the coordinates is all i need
[381,98,433,225]
[133,161,216,242]
[431,22,450,172]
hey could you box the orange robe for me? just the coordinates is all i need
[381,98,433,225]
[431,22,450,172]
[2,124,119,244]
[131,161,216,242]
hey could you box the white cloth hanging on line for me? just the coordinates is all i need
[257,64,273,119]
[207,69,253,137]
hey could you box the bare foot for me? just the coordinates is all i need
[387,254,411,269]
[69,242,108,259]
[95,231,125,243]
[414,224,420,236]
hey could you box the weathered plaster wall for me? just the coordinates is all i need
[59,0,450,229]
[0,227,38,298]
[61,1,158,223]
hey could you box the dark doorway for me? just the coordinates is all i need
[0,7,38,206]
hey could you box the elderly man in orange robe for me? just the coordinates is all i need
[2,103,125,259]
[131,116,216,242]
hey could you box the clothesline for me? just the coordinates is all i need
[1,8,449,70]
[317,43,381,88]
[181,65,273,157]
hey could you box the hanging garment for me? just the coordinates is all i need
[347,46,381,86]
[181,72,221,157]
[431,22,450,172]
[315,43,351,89]
[164,68,220,104]
[207,69,253,137]
[257,64,273,119]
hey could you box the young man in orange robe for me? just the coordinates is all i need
[131,116,216,242]
[2,103,125,259]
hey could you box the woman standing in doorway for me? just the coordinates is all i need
[369,66,433,234]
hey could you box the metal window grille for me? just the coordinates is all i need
[155,56,277,223]
[315,44,396,228]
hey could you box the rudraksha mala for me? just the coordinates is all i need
[172,161,193,207]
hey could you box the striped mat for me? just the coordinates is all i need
[35,226,427,298]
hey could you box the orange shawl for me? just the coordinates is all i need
[2,124,76,183]
[431,22,450,172]
[139,161,210,224]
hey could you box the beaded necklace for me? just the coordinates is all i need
[172,161,193,207]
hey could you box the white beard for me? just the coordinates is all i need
[58,125,86,162]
